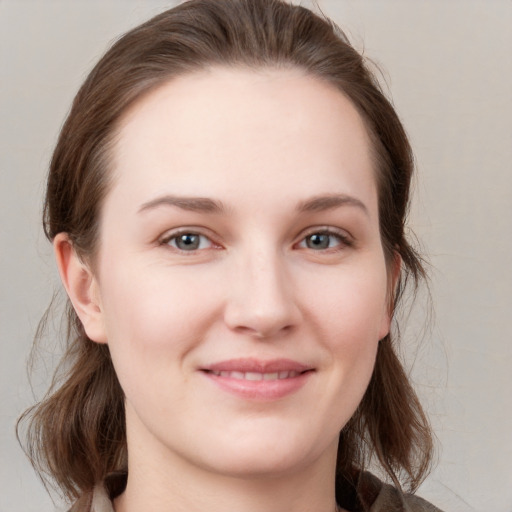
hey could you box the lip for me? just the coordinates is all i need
[200,358,314,401]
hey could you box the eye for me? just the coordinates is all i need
[297,230,351,251]
[162,231,214,252]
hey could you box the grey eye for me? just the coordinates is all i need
[175,233,200,250]
[167,233,212,251]
[298,231,350,251]
[305,233,332,250]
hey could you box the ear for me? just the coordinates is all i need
[53,233,107,344]
[379,251,402,340]
[389,251,402,309]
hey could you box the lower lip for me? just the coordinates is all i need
[201,371,313,401]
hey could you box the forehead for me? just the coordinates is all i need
[110,66,376,211]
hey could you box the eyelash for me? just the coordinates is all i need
[160,229,218,252]
[159,227,353,253]
[295,228,353,252]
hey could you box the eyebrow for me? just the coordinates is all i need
[296,194,369,216]
[138,193,368,216]
[138,195,226,214]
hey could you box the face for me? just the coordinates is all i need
[89,67,391,478]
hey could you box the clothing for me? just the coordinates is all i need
[69,471,443,512]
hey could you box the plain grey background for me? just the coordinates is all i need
[1,1,511,511]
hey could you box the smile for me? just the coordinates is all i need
[200,358,314,400]
[207,370,301,380]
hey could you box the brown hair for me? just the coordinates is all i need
[19,0,433,505]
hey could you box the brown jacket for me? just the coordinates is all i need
[70,471,443,512]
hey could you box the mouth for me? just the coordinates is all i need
[204,369,305,381]
[199,358,315,400]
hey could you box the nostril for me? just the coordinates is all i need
[223,282,302,338]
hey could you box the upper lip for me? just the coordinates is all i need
[201,358,314,374]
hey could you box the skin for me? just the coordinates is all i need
[55,67,394,512]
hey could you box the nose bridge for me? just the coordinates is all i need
[224,242,300,337]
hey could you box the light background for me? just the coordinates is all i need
[1,1,510,511]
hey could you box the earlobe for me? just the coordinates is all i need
[53,233,107,344]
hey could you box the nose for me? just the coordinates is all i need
[223,249,301,339]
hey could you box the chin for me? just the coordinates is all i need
[191,427,333,479]
[202,451,308,479]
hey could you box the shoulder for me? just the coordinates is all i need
[68,472,125,512]
[358,472,443,512]
[373,484,443,512]
[68,485,114,512]
[68,492,92,512]
[72,471,442,512]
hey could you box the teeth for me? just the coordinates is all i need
[209,370,300,380]
[245,372,262,381]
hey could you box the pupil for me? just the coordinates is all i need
[308,234,329,249]
[178,234,199,250]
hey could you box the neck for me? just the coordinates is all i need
[114,411,340,512]
[116,464,339,512]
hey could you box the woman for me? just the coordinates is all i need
[19,1,442,511]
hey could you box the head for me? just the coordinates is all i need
[23,0,432,502]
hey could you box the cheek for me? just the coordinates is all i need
[305,262,388,396]
[97,261,222,377]
[308,263,390,344]
[98,266,224,419]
